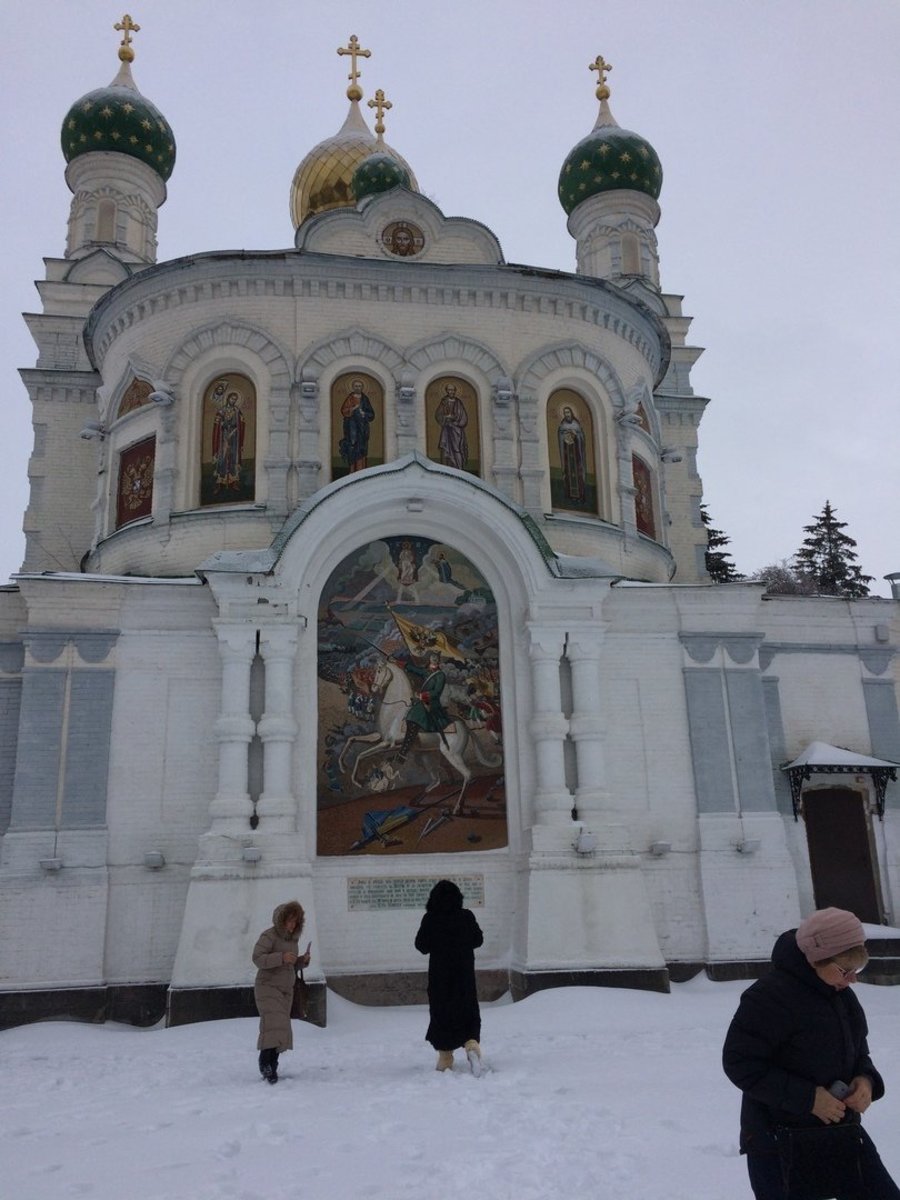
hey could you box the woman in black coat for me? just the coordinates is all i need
[722,907,899,1199]
[415,879,484,1073]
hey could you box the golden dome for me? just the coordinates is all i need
[289,100,418,228]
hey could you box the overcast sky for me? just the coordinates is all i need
[1,0,897,593]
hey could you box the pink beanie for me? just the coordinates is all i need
[796,908,865,965]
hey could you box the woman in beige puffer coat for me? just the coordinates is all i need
[252,899,309,1084]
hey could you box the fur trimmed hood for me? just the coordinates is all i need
[272,900,304,939]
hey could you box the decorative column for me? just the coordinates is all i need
[296,375,322,501]
[257,624,300,835]
[565,629,611,820]
[518,392,543,513]
[396,371,418,458]
[208,622,256,834]
[490,376,518,501]
[527,626,573,825]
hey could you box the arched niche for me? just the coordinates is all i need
[316,535,506,856]
[424,375,481,476]
[199,373,257,506]
[546,387,599,516]
[330,371,386,478]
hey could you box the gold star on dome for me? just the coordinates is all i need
[82,101,93,113]
[620,151,631,163]
[100,106,113,118]
[141,118,152,130]
[597,143,611,157]
[122,102,134,114]
[129,134,138,144]
[93,130,103,140]
[111,131,121,140]
[639,146,649,158]
[580,159,591,170]
[68,119,76,130]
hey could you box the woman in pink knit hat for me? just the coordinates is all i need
[722,908,899,1199]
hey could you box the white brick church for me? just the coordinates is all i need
[1,22,897,1027]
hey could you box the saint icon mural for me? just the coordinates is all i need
[547,388,598,514]
[317,538,505,856]
[331,372,384,479]
[200,374,256,505]
[425,376,480,475]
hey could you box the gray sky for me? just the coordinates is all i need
[1,0,897,592]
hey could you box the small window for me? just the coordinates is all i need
[621,232,641,275]
[96,198,116,243]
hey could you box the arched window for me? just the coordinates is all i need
[547,388,598,516]
[116,436,155,529]
[632,455,656,539]
[425,375,480,475]
[96,198,117,243]
[330,372,384,479]
[621,232,641,275]
[200,373,256,506]
[117,377,152,419]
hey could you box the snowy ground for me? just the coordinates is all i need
[4,977,900,1200]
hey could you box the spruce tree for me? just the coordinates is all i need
[700,504,743,582]
[792,501,873,598]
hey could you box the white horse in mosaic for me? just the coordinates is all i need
[338,660,500,812]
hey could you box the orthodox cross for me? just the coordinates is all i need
[368,89,392,138]
[114,14,140,61]
[589,54,612,100]
[337,35,371,100]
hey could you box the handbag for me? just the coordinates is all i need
[291,968,309,1020]
[774,1123,865,1199]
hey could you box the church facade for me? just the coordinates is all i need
[1,24,897,1028]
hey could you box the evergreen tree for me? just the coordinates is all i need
[700,504,743,582]
[792,500,873,598]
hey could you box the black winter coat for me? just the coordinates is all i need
[722,929,885,1153]
[415,881,484,1051]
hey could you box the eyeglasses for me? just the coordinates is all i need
[832,962,866,979]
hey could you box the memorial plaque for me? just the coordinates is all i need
[347,874,484,911]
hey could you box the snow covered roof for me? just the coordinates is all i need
[783,741,899,771]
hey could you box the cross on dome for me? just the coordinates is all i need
[368,89,392,139]
[337,34,371,101]
[114,13,140,63]
[589,54,612,101]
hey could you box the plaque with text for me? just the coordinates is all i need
[347,875,485,911]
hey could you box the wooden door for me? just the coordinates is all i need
[803,787,881,923]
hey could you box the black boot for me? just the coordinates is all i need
[258,1048,278,1082]
[394,723,420,764]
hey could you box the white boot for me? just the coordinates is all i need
[464,1039,482,1077]
[436,1050,454,1071]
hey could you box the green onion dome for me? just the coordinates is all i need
[558,62,661,216]
[352,151,412,201]
[61,44,175,182]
